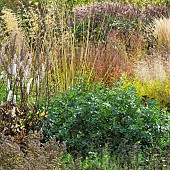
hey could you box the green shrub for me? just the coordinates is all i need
[43,82,170,156]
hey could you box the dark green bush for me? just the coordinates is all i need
[43,82,170,156]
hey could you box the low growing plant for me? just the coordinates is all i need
[0,131,66,170]
[129,79,170,111]
[61,145,170,170]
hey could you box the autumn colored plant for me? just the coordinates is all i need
[0,131,66,170]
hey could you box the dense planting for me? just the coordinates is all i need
[43,82,170,155]
[73,2,169,44]
[0,0,170,169]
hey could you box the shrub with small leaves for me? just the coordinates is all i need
[43,82,170,156]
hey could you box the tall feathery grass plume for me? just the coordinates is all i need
[0,8,38,107]
[1,8,19,33]
[153,17,170,53]
[0,8,26,50]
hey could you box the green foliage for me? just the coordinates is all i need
[43,82,170,156]
[62,146,170,170]
[0,80,6,103]
[0,0,169,168]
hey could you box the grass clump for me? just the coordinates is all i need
[153,17,170,54]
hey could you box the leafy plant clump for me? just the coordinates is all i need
[43,82,170,156]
